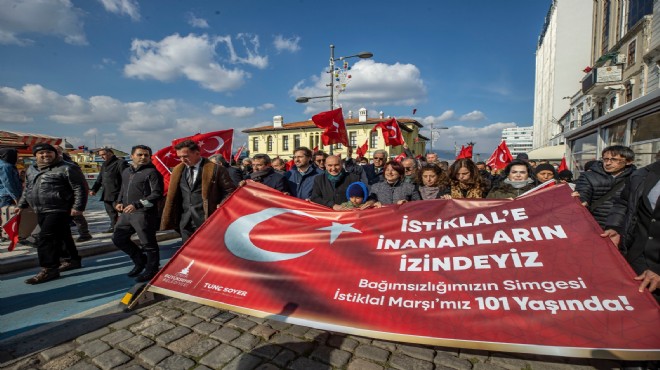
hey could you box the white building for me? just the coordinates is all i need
[532,1,594,151]
[501,126,533,157]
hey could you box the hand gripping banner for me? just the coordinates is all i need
[148,182,660,360]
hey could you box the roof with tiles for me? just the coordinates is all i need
[242,117,424,133]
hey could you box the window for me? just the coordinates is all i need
[601,0,610,55]
[349,131,357,147]
[293,134,300,149]
[252,137,259,152]
[627,39,636,68]
[267,136,273,152]
[631,111,660,167]
[335,142,343,149]
[628,0,653,30]
[282,135,289,151]
[370,130,378,148]
[625,83,633,103]
[571,132,598,172]
[604,121,626,145]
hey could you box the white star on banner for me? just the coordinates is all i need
[317,222,361,244]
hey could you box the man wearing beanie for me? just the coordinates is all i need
[534,163,557,184]
[17,143,88,284]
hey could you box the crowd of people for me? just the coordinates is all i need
[0,141,657,306]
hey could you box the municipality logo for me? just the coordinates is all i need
[177,260,195,277]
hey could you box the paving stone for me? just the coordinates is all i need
[389,353,434,370]
[160,309,183,322]
[191,321,220,336]
[166,333,202,354]
[282,325,309,337]
[118,335,154,356]
[472,363,508,370]
[227,317,257,331]
[247,316,267,324]
[222,353,263,370]
[304,329,330,343]
[109,315,144,330]
[347,335,372,344]
[310,345,352,367]
[396,344,435,361]
[271,348,296,368]
[210,327,241,343]
[138,346,172,367]
[129,317,162,333]
[42,352,82,370]
[231,332,260,351]
[76,327,112,344]
[328,335,359,352]
[101,329,134,346]
[192,366,213,370]
[370,340,396,352]
[435,347,460,357]
[67,361,101,370]
[39,342,75,362]
[183,338,220,358]
[459,350,490,364]
[139,305,171,318]
[114,364,146,370]
[91,349,131,370]
[78,339,111,358]
[355,344,390,363]
[159,298,181,308]
[192,306,221,321]
[254,364,280,370]
[250,344,282,360]
[174,314,203,328]
[433,353,473,370]
[489,355,532,370]
[141,321,176,338]
[264,319,290,331]
[288,357,329,370]
[199,344,241,367]
[153,354,195,370]
[177,301,203,312]
[156,327,192,346]
[211,311,237,324]
[250,324,277,340]
[270,333,314,355]
[347,358,384,370]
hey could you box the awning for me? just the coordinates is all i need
[0,130,63,155]
[526,145,566,161]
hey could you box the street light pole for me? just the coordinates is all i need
[429,122,449,153]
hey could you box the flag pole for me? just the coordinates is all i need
[230,129,235,163]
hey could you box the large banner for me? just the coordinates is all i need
[148,182,660,360]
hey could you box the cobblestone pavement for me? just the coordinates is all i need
[0,296,631,370]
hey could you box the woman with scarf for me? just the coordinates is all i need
[369,160,420,207]
[486,160,536,199]
[445,158,489,199]
[417,164,450,200]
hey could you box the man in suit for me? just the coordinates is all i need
[90,148,129,233]
[363,149,387,185]
[160,140,236,243]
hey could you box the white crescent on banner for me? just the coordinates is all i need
[498,153,505,162]
[224,208,318,262]
[203,136,224,153]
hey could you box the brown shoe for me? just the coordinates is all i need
[25,268,60,285]
[59,260,82,272]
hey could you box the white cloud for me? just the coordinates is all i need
[98,0,140,21]
[431,122,517,155]
[187,13,209,29]
[210,105,255,117]
[224,33,268,69]
[273,35,300,53]
[0,0,86,45]
[290,59,427,114]
[84,128,99,137]
[459,110,486,122]
[258,103,274,110]
[421,111,455,125]
[124,33,249,92]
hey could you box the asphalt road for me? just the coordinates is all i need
[0,239,182,342]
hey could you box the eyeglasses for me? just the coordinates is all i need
[403,167,413,171]
[373,157,385,160]
[601,157,625,163]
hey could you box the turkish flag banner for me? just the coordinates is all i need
[152,146,177,196]
[148,182,660,360]
[312,108,348,147]
[3,213,20,251]
[355,139,368,158]
[487,141,514,171]
[172,129,234,162]
[456,145,473,160]
[558,156,568,172]
[373,118,404,147]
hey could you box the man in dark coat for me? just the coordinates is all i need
[575,145,636,229]
[603,154,660,303]
[311,155,364,209]
[363,149,387,185]
[160,140,236,244]
[242,154,289,192]
[90,148,129,233]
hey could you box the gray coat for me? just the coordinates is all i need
[370,180,420,205]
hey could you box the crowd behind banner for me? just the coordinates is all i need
[2,141,659,303]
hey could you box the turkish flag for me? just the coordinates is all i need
[355,139,368,158]
[394,152,407,162]
[486,141,513,171]
[234,144,246,163]
[152,146,175,196]
[285,159,295,171]
[3,213,20,251]
[373,118,404,147]
[456,145,473,160]
[558,156,568,172]
[312,146,319,152]
[173,129,234,162]
[312,108,348,146]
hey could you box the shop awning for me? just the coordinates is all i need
[526,145,566,161]
[0,130,63,154]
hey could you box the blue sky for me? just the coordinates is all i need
[0,0,552,155]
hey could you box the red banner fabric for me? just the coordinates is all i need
[487,141,514,171]
[312,108,349,147]
[355,139,368,158]
[3,213,20,251]
[456,145,473,160]
[148,182,660,360]
[373,118,404,147]
[172,129,234,162]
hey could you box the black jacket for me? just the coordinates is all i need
[363,164,384,185]
[19,159,88,213]
[91,155,129,201]
[117,163,164,212]
[575,162,635,228]
[310,172,362,207]
[250,167,289,192]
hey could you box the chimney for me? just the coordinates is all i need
[273,115,283,128]
[358,107,368,123]
[348,110,353,119]
[379,111,384,119]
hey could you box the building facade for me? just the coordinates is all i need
[501,126,533,156]
[242,108,428,160]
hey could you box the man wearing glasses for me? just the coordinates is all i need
[576,145,636,229]
[364,149,388,185]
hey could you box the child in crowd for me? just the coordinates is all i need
[340,182,369,209]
